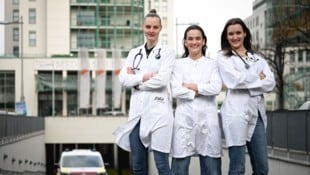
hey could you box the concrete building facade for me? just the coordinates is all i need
[0,0,176,116]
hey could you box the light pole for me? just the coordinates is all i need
[175,18,199,57]
[52,62,55,116]
[0,16,24,102]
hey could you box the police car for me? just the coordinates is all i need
[56,149,108,175]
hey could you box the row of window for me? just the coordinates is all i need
[290,50,310,62]
[13,8,36,24]
[11,8,37,56]
[290,67,310,74]
[12,28,36,44]
[12,0,36,5]
[12,29,37,56]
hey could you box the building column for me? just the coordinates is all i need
[62,70,67,116]
[92,70,96,115]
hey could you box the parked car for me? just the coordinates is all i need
[55,149,108,175]
[298,101,310,110]
[102,110,126,116]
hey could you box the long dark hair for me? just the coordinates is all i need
[181,25,207,58]
[220,18,254,56]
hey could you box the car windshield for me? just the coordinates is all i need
[62,155,103,167]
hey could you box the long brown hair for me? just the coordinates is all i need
[220,18,254,56]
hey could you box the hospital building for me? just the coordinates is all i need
[0,0,175,116]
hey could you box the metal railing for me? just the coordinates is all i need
[0,114,44,140]
[266,110,310,164]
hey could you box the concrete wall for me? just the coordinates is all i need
[45,116,127,143]
[0,132,45,173]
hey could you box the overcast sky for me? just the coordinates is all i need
[174,0,254,58]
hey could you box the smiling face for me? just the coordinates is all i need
[226,24,247,51]
[184,29,205,59]
[142,17,162,46]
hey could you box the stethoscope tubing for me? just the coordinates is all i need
[131,48,161,71]
[232,49,259,69]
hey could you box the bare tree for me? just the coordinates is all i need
[262,0,310,110]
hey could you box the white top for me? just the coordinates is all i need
[216,51,276,147]
[113,43,175,153]
[171,56,223,158]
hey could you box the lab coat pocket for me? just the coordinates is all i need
[222,98,248,116]
[149,94,168,116]
[221,112,248,146]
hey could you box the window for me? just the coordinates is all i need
[256,30,259,42]
[77,10,95,26]
[161,1,168,12]
[266,101,273,110]
[29,31,37,46]
[77,32,95,48]
[161,33,168,45]
[13,28,19,41]
[101,16,110,26]
[290,67,295,73]
[162,17,167,29]
[13,9,19,22]
[66,71,78,116]
[153,0,159,10]
[289,51,295,62]
[306,50,310,62]
[13,46,19,57]
[100,36,110,48]
[37,71,63,116]
[0,71,15,112]
[298,67,304,73]
[298,50,303,62]
[13,0,19,5]
[29,8,36,24]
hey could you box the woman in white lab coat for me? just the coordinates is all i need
[113,9,175,175]
[216,18,275,175]
[171,25,222,175]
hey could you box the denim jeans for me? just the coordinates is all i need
[171,155,221,175]
[228,114,269,175]
[129,121,172,175]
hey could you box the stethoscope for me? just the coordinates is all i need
[132,48,161,71]
[233,49,259,69]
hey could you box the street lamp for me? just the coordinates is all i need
[0,16,24,102]
[175,18,199,57]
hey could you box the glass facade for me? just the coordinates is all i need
[70,0,144,57]
[0,71,15,112]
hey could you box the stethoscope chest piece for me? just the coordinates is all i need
[155,48,161,59]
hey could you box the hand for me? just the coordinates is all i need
[183,83,198,96]
[143,72,156,82]
[127,67,135,74]
[259,71,266,80]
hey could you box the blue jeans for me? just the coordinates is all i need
[172,155,221,175]
[228,114,268,175]
[129,121,172,175]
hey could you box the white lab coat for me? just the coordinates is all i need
[216,51,276,147]
[113,43,175,153]
[171,56,223,158]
